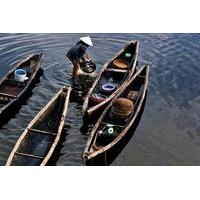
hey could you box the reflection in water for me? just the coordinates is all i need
[0,33,199,166]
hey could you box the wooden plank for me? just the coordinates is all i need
[105,68,128,73]
[0,92,17,98]
[15,152,44,159]
[6,85,61,166]
[28,128,56,136]
[83,65,149,161]
[41,86,72,166]
[101,122,124,128]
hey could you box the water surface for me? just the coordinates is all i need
[0,33,199,165]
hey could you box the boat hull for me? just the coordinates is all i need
[83,41,139,118]
[0,68,43,126]
[85,93,147,166]
[0,54,44,126]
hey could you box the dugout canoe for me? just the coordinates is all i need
[6,86,71,166]
[82,65,149,165]
[0,53,45,125]
[82,41,139,118]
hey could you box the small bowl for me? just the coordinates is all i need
[101,83,116,94]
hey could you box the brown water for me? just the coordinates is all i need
[0,33,199,165]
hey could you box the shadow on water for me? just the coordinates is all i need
[0,69,43,127]
[1,33,199,166]
[47,84,90,166]
[84,93,147,166]
[47,124,71,166]
[81,113,102,135]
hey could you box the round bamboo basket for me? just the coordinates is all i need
[113,59,129,69]
[111,98,134,118]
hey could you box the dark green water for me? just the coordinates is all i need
[0,33,199,165]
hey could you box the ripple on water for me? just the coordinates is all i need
[0,33,200,165]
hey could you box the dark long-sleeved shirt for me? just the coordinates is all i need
[67,42,88,62]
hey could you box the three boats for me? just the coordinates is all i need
[3,40,149,166]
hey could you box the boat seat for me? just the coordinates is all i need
[0,92,17,99]
[6,78,26,87]
[101,122,124,128]
[15,151,45,159]
[28,128,56,136]
[105,68,127,73]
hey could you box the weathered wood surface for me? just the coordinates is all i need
[6,86,71,166]
[28,128,56,136]
[15,152,44,159]
[0,92,17,98]
[82,41,139,117]
[0,53,45,116]
[83,65,149,162]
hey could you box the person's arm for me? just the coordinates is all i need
[82,51,92,62]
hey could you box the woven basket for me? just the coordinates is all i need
[111,98,134,118]
[113,59,129,69]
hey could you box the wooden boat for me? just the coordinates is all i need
[82,65,149,165]
[0,53,45,125]
[6,86,71,166]
[82,41,139,117]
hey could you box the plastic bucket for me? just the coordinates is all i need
[14,69,28,82]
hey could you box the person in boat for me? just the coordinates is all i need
[66,36,96,82]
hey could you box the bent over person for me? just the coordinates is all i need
[66,36,94,82]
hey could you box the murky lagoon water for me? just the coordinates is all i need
[0,33,199,165]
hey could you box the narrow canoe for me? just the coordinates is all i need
[82,41,139,118]
[83,65,149,165]
[0,53,45,125]
[6,86,71,166]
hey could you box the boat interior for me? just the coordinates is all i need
[9,92,66,166]
[88,43,137,107]
[107,42,137,70]
[93,68,147,149]
[0,55,40,110]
